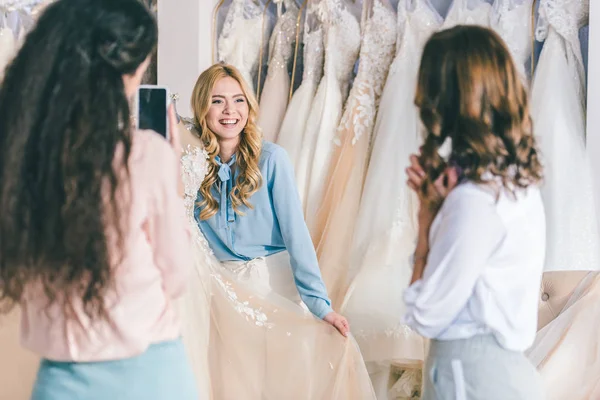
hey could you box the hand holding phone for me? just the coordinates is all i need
[136,85,169,139]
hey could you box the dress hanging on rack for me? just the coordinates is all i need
[217,0,269,92]
[340,0,443,382]
[276,1,325,169]
[530,0,600,272]
[489,0,532,80]
[311,0,397,309]
[293,0,360,224]
[258,0,299,142]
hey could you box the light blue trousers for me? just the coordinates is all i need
[422,335,544,400]
[31,339,198,400]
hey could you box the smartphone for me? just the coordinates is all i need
[136,85,169,139]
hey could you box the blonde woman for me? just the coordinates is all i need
[179,63,376,399]
[192,63,347,330]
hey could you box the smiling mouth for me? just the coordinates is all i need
[219,119,239,127]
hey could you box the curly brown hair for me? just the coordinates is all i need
[191,63,263,220]
[0,0,157,317]
[414,25,542,203]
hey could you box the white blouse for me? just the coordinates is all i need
[403,181,546,352]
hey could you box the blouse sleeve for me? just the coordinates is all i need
[403,187,506,338]
[267,147,333,319]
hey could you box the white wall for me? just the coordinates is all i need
[588,1,600,217]
[157,0,215,117]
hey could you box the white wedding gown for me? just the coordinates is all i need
[311,0,397,308]
[276,4,324,169]
[489,0,532,80]
[257,0,298,142]
[530,0,600,272]
[294,0,360,226]
[177,125,378,399]
[217,0,267,93]
[341,1,491,397]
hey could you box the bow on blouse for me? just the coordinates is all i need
[216,155,237,227]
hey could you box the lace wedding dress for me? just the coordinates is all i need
[310,0,396,309]
[490,0,532,79]
[294,0,360,224]
[257,0,298,142]
[217,0,267,93]
[177,135,377,399]
[526,272,600,399]
[530,0,600,272]
[276,4,324,169]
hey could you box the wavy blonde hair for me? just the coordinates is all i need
[415,25,542,203]
[191,63,263,220]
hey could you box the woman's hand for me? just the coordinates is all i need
[406,155,459,234]
[323,311,350,337]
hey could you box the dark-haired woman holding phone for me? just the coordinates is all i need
[0,0,197,398]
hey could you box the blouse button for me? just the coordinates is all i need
[541,292,550,301]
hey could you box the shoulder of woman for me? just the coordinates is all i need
[260,141,289,165]
[443,182,497,212]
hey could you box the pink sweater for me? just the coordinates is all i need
[20,130,192,362]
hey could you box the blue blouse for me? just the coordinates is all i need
[194,141,333,319]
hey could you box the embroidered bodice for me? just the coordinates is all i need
[318,0,361,96]
[491,0,532,75]
[266,0,298,73]
[335,0,397,145]
[388,0,443,77]
[442,0,492,28]
[217,0,264,91]
[301,3,325,87]
[536,0,588,101]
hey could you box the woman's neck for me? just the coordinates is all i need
[218,137,240,163]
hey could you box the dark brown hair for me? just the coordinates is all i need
[415,25,542,202]
[0,0,157,317]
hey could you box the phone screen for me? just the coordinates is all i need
[137,87,168,138]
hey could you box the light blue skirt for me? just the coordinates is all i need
[31,339,198,400]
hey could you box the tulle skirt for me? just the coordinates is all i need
[181,236,377,400]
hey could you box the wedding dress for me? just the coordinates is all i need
[294,0,360,224]
[257,0,298,142]
[217,0,267,93]
[530,0,600,272]
[340,0,491,397]
[526,272,600,399]
[311,0,397,309]
[490,0,532,79]
[276,4,324,169]
[177,133,377,399]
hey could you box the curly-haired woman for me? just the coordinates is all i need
[403,25,546,400]
[0,0,197,398]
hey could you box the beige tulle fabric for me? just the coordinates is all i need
[177,124,376,399]
[526,272,600,400]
